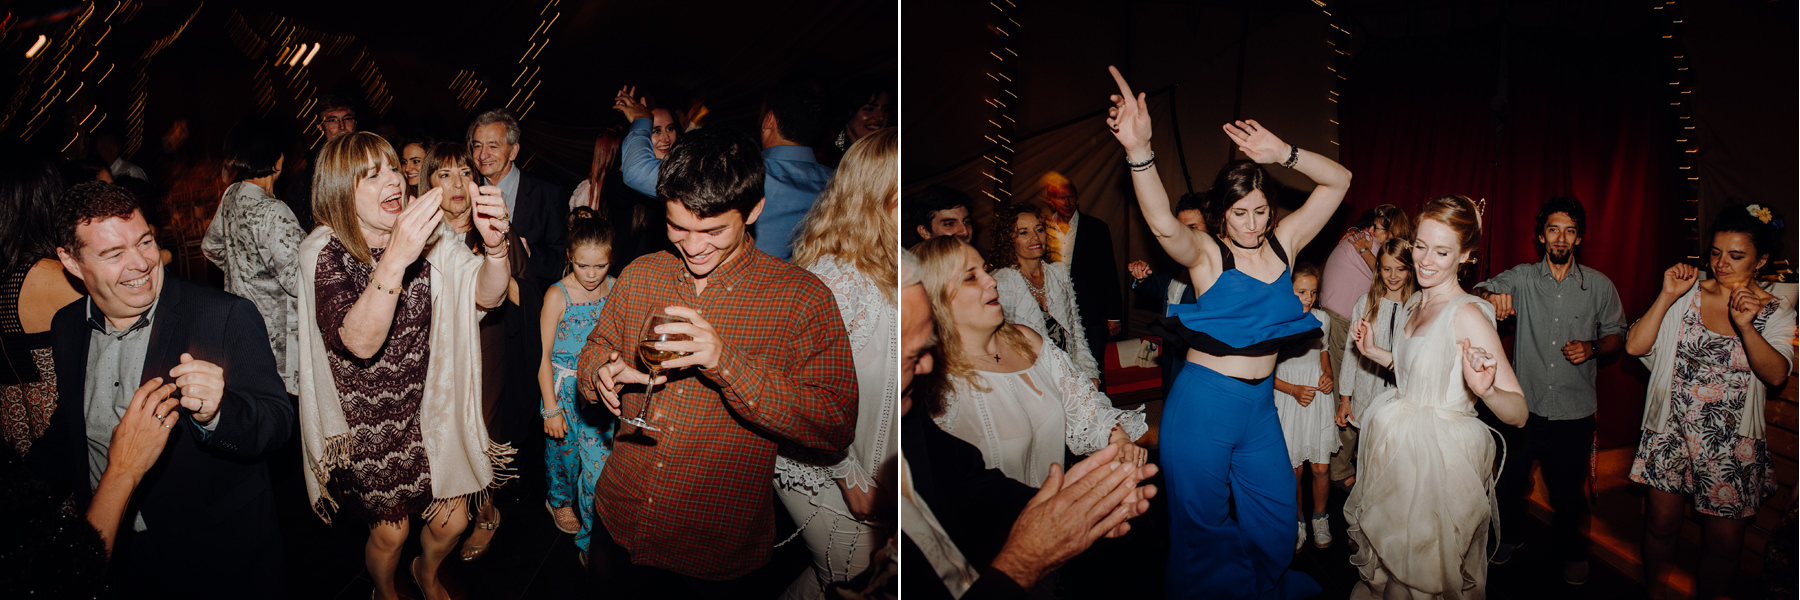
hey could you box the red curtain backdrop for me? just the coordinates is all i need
[1337,33,1687,448]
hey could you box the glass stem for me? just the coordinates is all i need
[637,366,659,422]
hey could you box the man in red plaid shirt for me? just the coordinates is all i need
[577,127,857,593]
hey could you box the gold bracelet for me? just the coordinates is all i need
[371,278,403,295]
[483,238,510,259]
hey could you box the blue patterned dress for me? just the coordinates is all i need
[545,280,614,551]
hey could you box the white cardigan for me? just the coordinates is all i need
[1638,283,1796,438]
[993,264,1102,381]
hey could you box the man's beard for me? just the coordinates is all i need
[1547,248,1573,265]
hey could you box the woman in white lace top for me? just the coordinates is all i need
[915,236,1148,488]
[988,203,1103,383]
[776,128,898,600]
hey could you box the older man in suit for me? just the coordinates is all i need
[1039,172,1123,383]
[32,182,294,599]
[470,108,568,284]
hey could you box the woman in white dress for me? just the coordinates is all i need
[1335,238,1418,487]
[1345,195,1528,599]
[1271,263,1338,551]
[988,204,1103,384]
[913,236,1148,488]
[776,128,899,599]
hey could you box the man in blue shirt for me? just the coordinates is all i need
[616,78,833,261]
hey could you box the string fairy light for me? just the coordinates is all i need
[1320,1,1344,149]
[981,0,1020,203]
[1659,2,1702,262]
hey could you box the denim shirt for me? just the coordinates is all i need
[618,118,834,261]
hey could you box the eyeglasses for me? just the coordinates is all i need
[322,115,357,125]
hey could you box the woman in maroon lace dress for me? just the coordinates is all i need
[296,132,515,600]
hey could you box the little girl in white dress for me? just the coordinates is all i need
[1272,263,1340,551]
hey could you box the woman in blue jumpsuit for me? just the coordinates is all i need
[1104,66,1352,599]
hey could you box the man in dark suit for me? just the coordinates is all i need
[469,107,567,284]
[1039,173,1123,382]
[31,182,294,599]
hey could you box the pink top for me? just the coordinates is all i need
[1319,239,1372,317]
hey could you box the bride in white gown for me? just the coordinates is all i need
[1343,195,1529,599]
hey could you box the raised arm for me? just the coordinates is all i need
[1626,264,1697,356]
[1106,66,1211,270]
[1730,285,1792,389]
[1219,120,1351,254]
[335,189,443,359]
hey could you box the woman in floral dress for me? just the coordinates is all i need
[1626,204,1794,600]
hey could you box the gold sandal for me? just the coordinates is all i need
[460,513,501,562]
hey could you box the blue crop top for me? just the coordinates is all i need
[1156,234,1322,356]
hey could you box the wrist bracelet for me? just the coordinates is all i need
[1282,145,1300,169]
[541,406,562,419]
[371,279,403,295]
[1126,151,1155,169]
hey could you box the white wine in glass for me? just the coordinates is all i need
[623,313,689,431]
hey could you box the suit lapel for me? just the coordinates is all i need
[141,273,184,386]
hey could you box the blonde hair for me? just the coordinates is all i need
[792,127,897,304]
[914,236,1037,392]
[1363,237,1417,319]
[313,132,400,265]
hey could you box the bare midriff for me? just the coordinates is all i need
[1187,347,1278,380]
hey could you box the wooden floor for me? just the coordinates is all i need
[1100,398,1781,599]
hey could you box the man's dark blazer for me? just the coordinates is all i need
[1068,212,1123,375]
[30,272,294,599]
[511,167,569,286]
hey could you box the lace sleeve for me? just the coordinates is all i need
[1040,341,1146,455]
[832,454,877,493]
[774,455,839,494]
[808,257,881,353]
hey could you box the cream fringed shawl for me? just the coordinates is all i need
[297,224,515,524]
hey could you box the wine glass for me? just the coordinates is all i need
[623,313,689,431]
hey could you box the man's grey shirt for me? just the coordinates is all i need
[1475,260,1626,420]
[84,299,155,531]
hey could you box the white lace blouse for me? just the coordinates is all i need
[935,335,1147,488]
[992,263,1102,381]
[774,256,897,495]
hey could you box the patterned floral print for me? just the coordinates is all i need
[202,181,305,393]
[1630,294,1778,518]
[544,281,613,552]
[316,241,434,524]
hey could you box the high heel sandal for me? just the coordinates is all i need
[411,557,448,600]
[460,511,502,562]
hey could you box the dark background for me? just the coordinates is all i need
[3,0,896,231]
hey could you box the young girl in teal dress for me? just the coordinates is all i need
[538,207,616,560]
